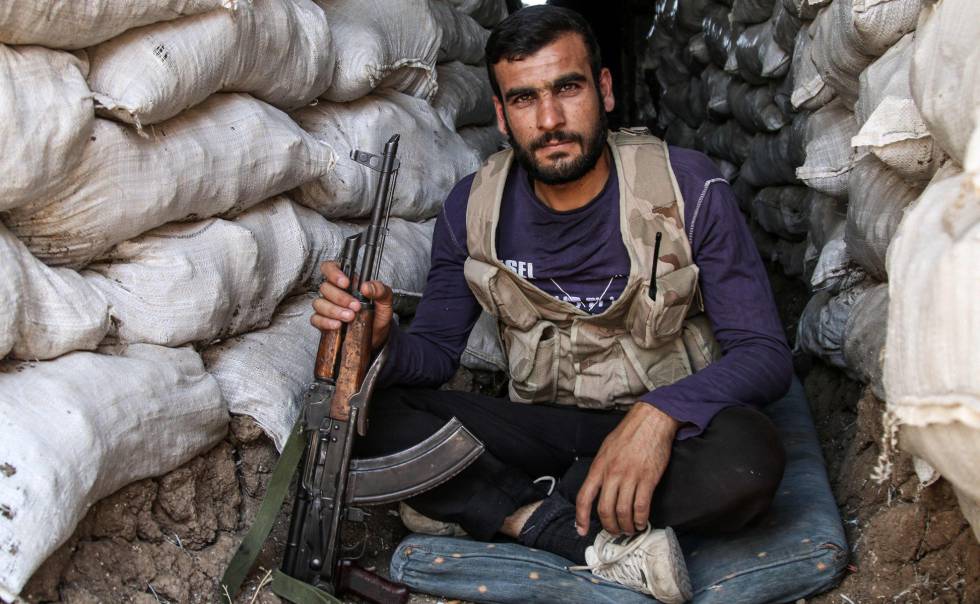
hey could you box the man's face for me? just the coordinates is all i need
[491,33,615,185]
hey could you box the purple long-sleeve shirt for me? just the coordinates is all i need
[379,145,792,439]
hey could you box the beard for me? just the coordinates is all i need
[507,107,608,186]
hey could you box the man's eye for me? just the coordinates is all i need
[514,94,534,105]
[558,83,580,94]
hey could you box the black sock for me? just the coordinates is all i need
[517,492,600,564]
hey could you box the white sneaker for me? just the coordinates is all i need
[398,502,467,537]
[572,526,692,604]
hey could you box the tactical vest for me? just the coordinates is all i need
[463,130,721,410]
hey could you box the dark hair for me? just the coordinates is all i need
[485,5,602,99]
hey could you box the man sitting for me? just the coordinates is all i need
[311,6,791,603]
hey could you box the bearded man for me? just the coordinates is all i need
[311,6,791,603]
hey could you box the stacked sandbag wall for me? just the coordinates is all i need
[0,0,508,599]
[634,0,978,540]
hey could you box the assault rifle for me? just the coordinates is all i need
[220,135,484,604]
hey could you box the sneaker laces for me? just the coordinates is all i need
[568,525,653,577]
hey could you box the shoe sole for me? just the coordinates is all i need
[660,527,693,604]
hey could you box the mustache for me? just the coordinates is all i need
[529,131,583,152]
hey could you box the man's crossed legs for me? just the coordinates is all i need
[356,387,786,600]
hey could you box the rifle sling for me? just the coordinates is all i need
[270,569,343,604]
[219,420,306,602]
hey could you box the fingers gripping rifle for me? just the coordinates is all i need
[220,135,484,604]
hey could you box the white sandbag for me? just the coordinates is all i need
[910,0,980,166]
[843,281,887,399]
[320,0,440,102]
[444,0,508,27]
[292,90,481,220]
[203,294,316,451]
[0,0,229,49]
[4,94,334,269]
[430,0,489,65]
[885,167,979,538]
[796,98,858,199]
[845,154,921,280]
[790,23,837,111]
[810,0,920,105]
[86,0,334,126]
[0,344,227,601]
[0,45,93,212]
[750,186,810,239]
[0,225,109,361]
[432,62,495,130]
[84,197,344,348]
[853,34,942,183]
[851,0,921,57]
[796,281,873,367]
[205,216,437,449]
[459,124,506,161]
[810,0,874,106]
[462,311,506,373]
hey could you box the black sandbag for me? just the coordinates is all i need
[732,175,758,214]
[698,119,752,163]
[735,18,790,83]
[664,118,700,150]
[678,0,713,32]
[749,186,810,240]
[807,189,846,249]
[740,129,801,187]
[731,0,776,24]
[709,155,739,181]
[771,0,801,53]
[703,3,736,68]
[661,81,692,125]
[842,282,888,399]
[686,76,707,128]
[701,65,732,119]
[686,33,712,65]
[655,46,691,87]
[781,0,827,20]
[727,80,787,132]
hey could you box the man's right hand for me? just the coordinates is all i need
[311,260,394,351]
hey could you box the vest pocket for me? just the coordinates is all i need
[626,264,700,348]
[504,320,559,403]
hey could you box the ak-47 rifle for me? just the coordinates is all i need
[220,135,484,604]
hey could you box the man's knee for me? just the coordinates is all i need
[709,406,786,529]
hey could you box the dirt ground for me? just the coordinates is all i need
[19,265,979,603]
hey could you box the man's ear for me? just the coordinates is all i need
[598,67,615,113]
[492,95,510,138]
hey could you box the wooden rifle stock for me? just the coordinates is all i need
[328,305,374,422]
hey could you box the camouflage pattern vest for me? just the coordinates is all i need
[462,130,721,410]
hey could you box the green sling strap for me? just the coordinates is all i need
[218,421,341,604]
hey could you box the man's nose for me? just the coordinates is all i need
[536,93,565,131]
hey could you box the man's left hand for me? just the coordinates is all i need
[575,403,680,536]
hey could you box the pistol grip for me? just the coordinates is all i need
[336,560,409,604]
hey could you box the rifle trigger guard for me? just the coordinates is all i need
[350,149,401,173]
